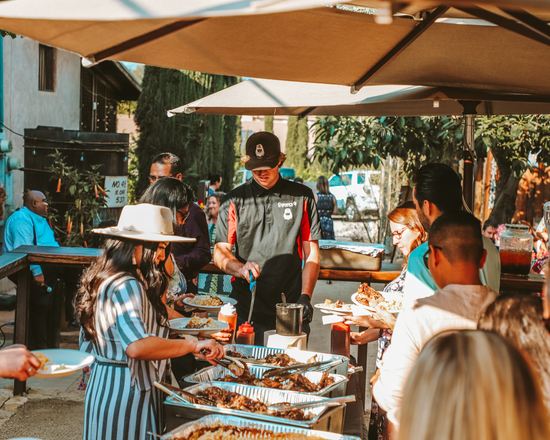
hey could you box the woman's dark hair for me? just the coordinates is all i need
[208,173,222,185]
[478,294,550,410]
[413,163,463,214]
[139,177,195,227]
[316,176,330,195]
[75,237,169,341]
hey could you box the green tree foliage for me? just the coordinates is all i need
[313,115,550,223]
[285,116,309,175]
[134,67,240,197]
[264,115,274,133]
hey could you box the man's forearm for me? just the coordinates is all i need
[301,259,320,298]
[213,244,243,279]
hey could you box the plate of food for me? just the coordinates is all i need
[32,349,95,378]
[351,283,403,315]
[182,295,237,312]
[169,317,228,336]
[314,299,353,316]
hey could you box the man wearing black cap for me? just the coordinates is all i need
[214,132,322,345]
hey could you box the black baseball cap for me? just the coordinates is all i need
[241,132,281,171]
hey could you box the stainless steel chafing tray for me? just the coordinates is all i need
[223,345,350,376]
[163,382,346,433]
[161,414,361,440]
[182,364,348,397]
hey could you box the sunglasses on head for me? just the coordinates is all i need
[423,245,443,270]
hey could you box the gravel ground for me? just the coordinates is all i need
[0,398,84,440]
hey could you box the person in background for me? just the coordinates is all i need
[482,217,498,243]
[75,204,224,439]
[208,173,222,195]
[198,192,233,297]
[399,330,550,440]
[478,294,550,412]
[214,132,322,345]
[2,190,61,350]
[314,176,338,240]
[149,153,211,294]
[294,177,304,184]
[405,163,500,308]
[372,211,498,428]
[343,201,427,440]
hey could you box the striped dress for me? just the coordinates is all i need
[81,274,169,440]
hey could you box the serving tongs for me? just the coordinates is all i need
[154,381,215,406]
[263,359,343,380]
[267,395,356,412]
[200,348,248,377]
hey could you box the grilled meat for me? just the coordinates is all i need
[198,386,313,420]
[219,370,334,393]
[264,353,298,367]
[356,283,384,306]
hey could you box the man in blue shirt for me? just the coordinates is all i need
[403,164,500,308]
[3,191,60,349]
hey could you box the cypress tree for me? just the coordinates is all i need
[264,116,274,133]
[134,66,240,197]
[285,116,309,175]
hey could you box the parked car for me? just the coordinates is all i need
[329,170,380,221]
[233,167,296,187]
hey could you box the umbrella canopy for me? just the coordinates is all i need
[1,2,550,94]
[169,79,550,117]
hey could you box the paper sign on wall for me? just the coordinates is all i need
[104,176,128,208]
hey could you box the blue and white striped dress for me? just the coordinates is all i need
[81,274,169,440]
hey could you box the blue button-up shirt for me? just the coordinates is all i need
[2,207,59,276]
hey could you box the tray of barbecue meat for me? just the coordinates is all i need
[161,414,361,440]
[163,382,347,432]
[182,364,348,397]
[223,344,350,376]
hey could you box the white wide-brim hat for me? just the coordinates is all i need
[92,204,195,243]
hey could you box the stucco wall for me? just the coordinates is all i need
[3,36,81,210]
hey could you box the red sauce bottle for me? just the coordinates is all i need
[236,322,255,345]
[331,322,350,358]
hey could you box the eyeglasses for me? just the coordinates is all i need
[423,245,443,269]
[391,228,407,241]
[149,175,171,183]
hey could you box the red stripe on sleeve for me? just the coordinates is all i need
[300,200,313,242]
[227,202,237,244]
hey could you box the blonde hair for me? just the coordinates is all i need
[399,330,550,440]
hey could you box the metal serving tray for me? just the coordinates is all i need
[161,414,361,440]
[182,364,348,397]
[224,344,350,376]
[163,382,346,433]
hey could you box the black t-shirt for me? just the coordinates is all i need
[216,177,322,326]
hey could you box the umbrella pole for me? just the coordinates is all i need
[459,101,481,212]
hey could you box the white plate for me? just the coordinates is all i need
[182,295,237,312]
[169,318,228,336]
[351,292,402,315]
[32,349,95,378]
[314,303,353,316]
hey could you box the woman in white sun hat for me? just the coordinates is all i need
[75,204,224,440]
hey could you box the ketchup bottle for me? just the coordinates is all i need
[236,322,255,345]
[331,322,350,358]
[218,303,237,344]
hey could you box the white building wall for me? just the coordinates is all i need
[3,36,81,211]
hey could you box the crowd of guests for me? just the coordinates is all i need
[1,133,550,439]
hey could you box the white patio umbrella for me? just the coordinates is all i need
[169,78,550,208]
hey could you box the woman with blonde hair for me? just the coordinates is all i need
[399,330,550,440]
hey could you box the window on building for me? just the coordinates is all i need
[39,44,55,92]
[357,172,366,184]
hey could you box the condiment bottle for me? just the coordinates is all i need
[331,322,350,358]
[236,322,255,345]
[218,303,237,344]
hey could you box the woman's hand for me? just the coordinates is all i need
[350,328,380,345]
[343,314,390,329]
[175,293,195,309]
[194,339,225,365]
[210,328,233,344]
[0,346,41,381]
